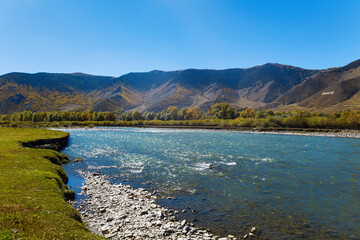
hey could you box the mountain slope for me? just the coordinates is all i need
[0,73,114,113]
[273,60,360,110]
[0,60,359,114]
[93,64,316,112]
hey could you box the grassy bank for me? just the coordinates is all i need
[0,128,103,240]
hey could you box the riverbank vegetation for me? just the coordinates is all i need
[0,103,359,130]
[0,128,103,239]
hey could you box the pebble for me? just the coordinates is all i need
[181,219,187,227]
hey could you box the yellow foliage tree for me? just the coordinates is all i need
[184,107,202,120]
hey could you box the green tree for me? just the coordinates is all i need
[131,111,143,120]
[208,103,235,119]
[121,112,132,121]
[167,106,179,120]
[143,111,155,120]
[178,107,189,120]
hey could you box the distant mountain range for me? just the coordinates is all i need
[1,60,359,114]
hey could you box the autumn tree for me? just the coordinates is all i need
[167,106,179,120]
[184,107,202,120]
[240,108,256,118]
[208,103,235,119]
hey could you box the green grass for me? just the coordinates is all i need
[0,128,103,240]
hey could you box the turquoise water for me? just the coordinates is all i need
[61,127,360,239]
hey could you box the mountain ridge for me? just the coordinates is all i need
[0,60,359,114]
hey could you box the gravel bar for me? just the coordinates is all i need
[74,171,254,240]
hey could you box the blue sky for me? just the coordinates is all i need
[0,0,359,76]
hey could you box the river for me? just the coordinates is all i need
[61,127,360,239]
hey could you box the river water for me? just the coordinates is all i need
[60,127,360,239]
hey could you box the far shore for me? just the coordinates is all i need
[136,125,360,138]
[52,125,360,139]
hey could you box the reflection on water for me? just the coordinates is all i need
[61,127,360,239]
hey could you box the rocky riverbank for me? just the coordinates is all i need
[74,171,255,240]
[21,134,70,151]
[241,129,360,139]
[51,126,360,139]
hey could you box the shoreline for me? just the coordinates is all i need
[53,125,360,139]
[234,129,360,139]
[74,171,256,240]
[138,125,360,138]
[0,128,103,240]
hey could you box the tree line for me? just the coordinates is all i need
[0,103,359,130]
[0,111,116,122]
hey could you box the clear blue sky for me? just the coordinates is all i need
[0,0,359,77]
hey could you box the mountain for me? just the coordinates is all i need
[93,64,317,112]
[0,73,114,113]
[0,60,359,114]
[272,59,360,112]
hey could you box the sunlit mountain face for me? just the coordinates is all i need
[1,59,359,114]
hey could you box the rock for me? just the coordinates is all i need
[140,210,148,215]
[101,226,110,234]
[104,233,117,238]
[156,210,165,219]
[182,226,191,233]
[73,157,83,163]
[189,228,197,235]
[163,229,174,236]
[181,219,187,227]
